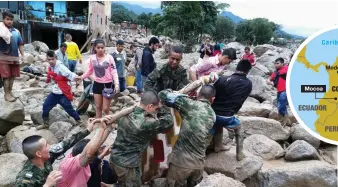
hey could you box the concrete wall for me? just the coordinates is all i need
[88,1,111,35]
[25,1,67,19]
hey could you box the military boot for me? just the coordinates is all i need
[214,128,230,152]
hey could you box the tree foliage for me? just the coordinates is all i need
[235,18,278,45]
[213,16,235,42]
[137,13,152,36]
[111,3,138,23]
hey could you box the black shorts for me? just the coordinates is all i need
[92,81,114,95]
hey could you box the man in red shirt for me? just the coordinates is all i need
[267,57,291,126]
[242,47,255,66]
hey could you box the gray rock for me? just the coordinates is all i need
[23,44,35,53]
[23,53,35,64]
[205,146,263,181]
[0,135,9,155]
[32,41,49,52]
[253,45,276,57]
[285,140,320,161]
[6,125,58,153]
[249,160,337,187]
[49,121,73,141]
[319,145,337,165]
[31,107,76,126]
[268,108,297,124]
[245,97,260,103]
[291,124,320,149]
[239,116,290,141]
[248,75,275,103]
[238,101,273,118]
[150,178,166,187]
[196,173,246,187]
[0,99,25,135]
[243,134,285,160]
[255,54,277,73]
[0,153,27,187]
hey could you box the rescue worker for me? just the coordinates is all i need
[144,46,189,93]
[15,118,96,186]
[159,85,216,187]
[106,91,174,186]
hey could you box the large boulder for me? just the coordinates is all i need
[319,145,337,165]
[226,42,245,53]
[31,41,49,52]
[22,53,35,65]
[205,146,263,181]
[196,173,246,187]
[253,45,276,57]
[268,108,297,124]
[0,153,27,187]
[291,124,320,149]
[0,135,9,154]
[248,160,337,187]
[255,54,277,73]
[23,44,35,53]
[247,75,275,103]
[49,121,73,141]
[243,134,285,160]
[239,116,290,141]
[285,140,320,161]
[238,101,273,118]
[31,107,76,126]
[0,99,25,135]
[6,125,58,153]
[248,63,270,77]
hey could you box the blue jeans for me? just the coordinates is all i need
[210,115,240,135]
[277,91,288,117]
[42,93,80,121]
[68,60,77,72]
[135,69,143,92]
[119,77,126,92]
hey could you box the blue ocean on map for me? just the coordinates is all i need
[289,28,338,133]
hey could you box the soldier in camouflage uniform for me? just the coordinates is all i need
[158,85,216,187]
[107,91,174,187]
[15,119,96,187]
[144,46,189,93]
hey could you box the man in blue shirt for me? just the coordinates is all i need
[56,42,68,68]
[0,11,24,102]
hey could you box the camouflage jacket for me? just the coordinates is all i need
[15,129,90,187]
[110,106,173,168]
[144,63,189,93]
[159,90,216,170]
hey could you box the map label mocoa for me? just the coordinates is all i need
[301,85,326,92]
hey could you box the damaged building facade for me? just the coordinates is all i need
[0,1,111,51]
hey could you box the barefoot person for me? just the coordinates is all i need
[0,11,24,102]
[80,39,119,118]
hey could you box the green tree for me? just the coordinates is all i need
[235,18,278,45]
[137,12,152,36]
[110,3,138,23]
[213,16,235,42]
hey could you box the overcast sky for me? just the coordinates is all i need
[121,0,338,37]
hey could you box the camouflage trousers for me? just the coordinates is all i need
[109,161,142,187]
[165,163,203,187]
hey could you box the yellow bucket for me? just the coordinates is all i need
[126,76,136,86]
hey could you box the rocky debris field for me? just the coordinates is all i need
[0,38,336,187]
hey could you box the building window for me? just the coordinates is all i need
[101,17,102,25]
[105,16,107,25]
[96,15,99,24]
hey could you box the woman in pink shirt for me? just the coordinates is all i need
[80,39,119,118]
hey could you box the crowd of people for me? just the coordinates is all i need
[0,11,291,187]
